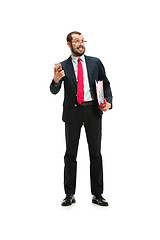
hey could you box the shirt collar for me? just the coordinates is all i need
[71,54,84,63]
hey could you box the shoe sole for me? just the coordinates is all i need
[92,199,109,206]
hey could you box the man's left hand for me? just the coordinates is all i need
[100,99,111,112]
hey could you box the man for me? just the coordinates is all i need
[50,31,113,207]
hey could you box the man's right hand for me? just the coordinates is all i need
[54,66,65,84]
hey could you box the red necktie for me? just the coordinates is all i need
[77,58,84,104]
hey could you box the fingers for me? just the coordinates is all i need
[99,100,111,112]
[100,107,107,112]
[54,67,65,76]
[54,66,65,84]
[54,66,62,74]
[59,70,65,78]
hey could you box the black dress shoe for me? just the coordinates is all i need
[92,195,109,206]
[61,194,76,206]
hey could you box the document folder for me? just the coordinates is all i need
[95,80,106,108]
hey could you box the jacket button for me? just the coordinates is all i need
[74,104,77,107]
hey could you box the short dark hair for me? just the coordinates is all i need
[67,31,82,43]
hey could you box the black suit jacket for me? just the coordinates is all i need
[50,55,113,122]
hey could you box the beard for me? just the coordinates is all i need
[71,43,85,57]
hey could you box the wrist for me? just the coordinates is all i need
[53,78,59,85]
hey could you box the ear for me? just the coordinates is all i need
[67,41,71,49]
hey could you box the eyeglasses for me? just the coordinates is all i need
[71,40,87,45]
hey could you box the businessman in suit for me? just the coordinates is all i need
[50,31,113,206]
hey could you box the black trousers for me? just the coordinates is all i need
[64,104,103,196]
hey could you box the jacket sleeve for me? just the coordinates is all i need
[50,78,63,95]
[98,59,113,108]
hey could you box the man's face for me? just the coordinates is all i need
[69,34,86,57]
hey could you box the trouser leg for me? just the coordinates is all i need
[64,118,83,194]
[84,106,103,195]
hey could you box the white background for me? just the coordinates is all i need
[0,0,160,239]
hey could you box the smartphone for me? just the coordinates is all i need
[54,63,62,70]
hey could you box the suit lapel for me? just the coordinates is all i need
[66,56,77,87]
[85,55,93,84]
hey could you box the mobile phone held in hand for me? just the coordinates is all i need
[54,63,62,71]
